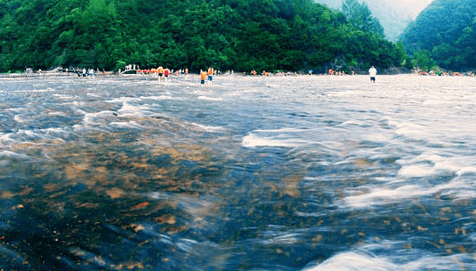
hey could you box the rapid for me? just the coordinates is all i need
[0,74,475,270]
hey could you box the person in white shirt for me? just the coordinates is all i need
[369,66,377,83]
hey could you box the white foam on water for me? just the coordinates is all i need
[395,122,429,138]
[469,233,476,242]
[343,184,432,209]
[328,90,367,98]
[6,107,24,113]
[302,251,475,271]
[254,127,309,133]
[106,96,133,104]
[142,95,176,100]
[46,111,67,117]
[0,133,13,143]
[242,133,309,148]
[397,153,444,165]
[86,92,100,98]
[187,122,226,133]
[109,121,143,130]
[24,87,55,93]
[0,151,30,160]
[105,96,158,119]
[397,164,435,177]
[338,120,369,127]
[42,127,67,134]
[341,175,474,209]
[13,115,25,123]
[82,110,115,126]
[261,232,300,245]
[198,96,223,101]
[303,252,395,271]
[336,146,476,208]
[107,95,178,106]
[242,128,317,148]
[17,129,38,138]
[397,153,462,178]
[52,94,76,100]
[118,102,153,117]
[457,166,476,176]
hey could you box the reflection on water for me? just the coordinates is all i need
[0,75,475,270]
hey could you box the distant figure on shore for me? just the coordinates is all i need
[200,70,207,85]
[369,66,377,83]
[207,67,214,84]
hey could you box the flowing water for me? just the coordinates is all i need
[0,74,475,270]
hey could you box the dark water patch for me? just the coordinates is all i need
[0,244,28,270]
[147,154,172,167]
[287,112,311,118]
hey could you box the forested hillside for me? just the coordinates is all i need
[315,0,433,41]
[400,0,476,71]
[0,0,405,73]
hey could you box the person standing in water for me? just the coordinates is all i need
[157,66,164,82]
[200,70,207,85]
[207,67,214,84]
[164,68,170,82]
[369,66,377,83]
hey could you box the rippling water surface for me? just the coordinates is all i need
[0,74,475,270]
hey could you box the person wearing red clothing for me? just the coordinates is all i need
[164,68,170,82]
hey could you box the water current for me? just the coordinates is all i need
[0,74,475,270]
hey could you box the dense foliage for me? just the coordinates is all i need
[400,0,476,71]
[0,0,404,73]
[316,0,431,42]
[342,0,384,38]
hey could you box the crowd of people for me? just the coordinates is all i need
[121,64,218,85]
[123,64,204,83]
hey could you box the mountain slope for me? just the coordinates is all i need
[0,0,404,72]
[316,0,433,41]
[400,0,476,70]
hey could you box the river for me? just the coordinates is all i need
[0,74,475,270]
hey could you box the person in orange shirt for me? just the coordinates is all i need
[207,67,214,84]
[157,66,164,82]
[200,70,207,85]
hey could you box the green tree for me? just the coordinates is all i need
[342,0,384,37]
[411,49,436,71]
[401,0,476,70]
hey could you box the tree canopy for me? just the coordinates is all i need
[342,0,384,38]
[0,0,405,73]
[400,0,476,71]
